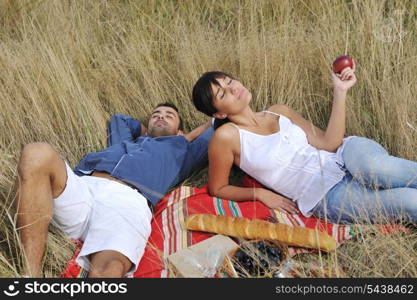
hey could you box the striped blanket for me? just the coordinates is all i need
[61,183,365,278]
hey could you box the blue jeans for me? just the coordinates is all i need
[312,137,417,224]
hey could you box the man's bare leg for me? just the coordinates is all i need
[16,142,67,277]
[88,250,132,278]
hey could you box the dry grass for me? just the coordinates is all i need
[0,0,416,277]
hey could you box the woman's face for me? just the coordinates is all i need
[210,76,251,117]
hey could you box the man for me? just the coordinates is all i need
[16,103,213,277]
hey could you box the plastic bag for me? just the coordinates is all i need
[181,244,224,277]
[273,259,296,278]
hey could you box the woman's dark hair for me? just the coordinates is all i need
[155,102,183,131]
[192,71,234,129]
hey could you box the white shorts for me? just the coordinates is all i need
[51,163,152,276]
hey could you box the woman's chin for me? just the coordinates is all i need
[246,93,252,104]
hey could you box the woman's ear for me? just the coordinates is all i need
[213,112,227,119]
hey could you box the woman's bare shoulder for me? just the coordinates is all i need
[267,104,291,115]
[210,122,240,153]
[212,122,239,140]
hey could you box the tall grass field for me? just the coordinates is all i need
[0,0,416,277]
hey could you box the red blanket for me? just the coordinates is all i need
[61,181,365,278]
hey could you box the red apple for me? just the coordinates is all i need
[332,55,353,73]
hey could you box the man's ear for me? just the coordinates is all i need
[213,112,227,119]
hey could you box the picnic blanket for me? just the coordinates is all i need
[61,177,368,278]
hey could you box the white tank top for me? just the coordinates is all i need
[235,111,350,216]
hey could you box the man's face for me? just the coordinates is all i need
[147,106,181,137]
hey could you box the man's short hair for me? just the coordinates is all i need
[154,102,184,131]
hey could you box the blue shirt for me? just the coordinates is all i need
[74,114,213,206]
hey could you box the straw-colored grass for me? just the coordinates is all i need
[0,0,416,277]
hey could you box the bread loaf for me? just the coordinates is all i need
[186,214,337,252]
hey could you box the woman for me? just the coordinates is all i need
[192,66,417,224]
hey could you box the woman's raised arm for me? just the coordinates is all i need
[270,63,357,152]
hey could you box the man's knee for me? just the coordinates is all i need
[18,143,58,178]
[89,258,130,278]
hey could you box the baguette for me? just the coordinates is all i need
[186,214,337,252]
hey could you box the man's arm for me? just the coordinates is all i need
[107,114,143,146]
[182,119,212,142]
[178,121,214,181]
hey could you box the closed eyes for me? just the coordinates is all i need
[220,78,233,99]
[151,113,175,119]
